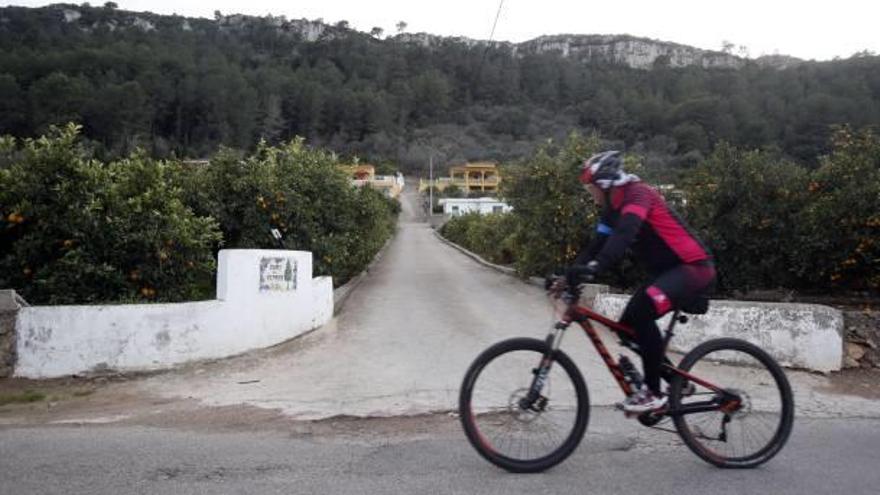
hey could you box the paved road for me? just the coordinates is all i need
[2,411,879,494]
[2,187,879,494]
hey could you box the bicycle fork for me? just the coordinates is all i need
[520,325,568,411]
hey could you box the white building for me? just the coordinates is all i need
[438,197,512,216]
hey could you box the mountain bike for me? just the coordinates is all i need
[459,278,794,472]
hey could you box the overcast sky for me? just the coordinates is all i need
[5,1,879,60]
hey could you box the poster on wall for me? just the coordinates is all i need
[259,257,297,292]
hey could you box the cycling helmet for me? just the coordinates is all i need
[579,150,623,189]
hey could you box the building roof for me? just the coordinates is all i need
[438,197,507,205]
[450,162,498,172]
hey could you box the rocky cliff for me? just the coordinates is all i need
[387,32,800,70]
[516,34,748,70]
[6,5,802,70]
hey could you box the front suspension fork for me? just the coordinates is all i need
[521,326,568,409]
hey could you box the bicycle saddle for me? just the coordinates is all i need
[680,296,710,315]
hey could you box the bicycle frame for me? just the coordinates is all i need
[548,296,738,418]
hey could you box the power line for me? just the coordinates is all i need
[487,0,505,43]
[474,0,506,89]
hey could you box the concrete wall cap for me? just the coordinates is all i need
[0,290,28,311]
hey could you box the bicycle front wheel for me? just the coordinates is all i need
[459,338,589,473]
[669,338,795,468]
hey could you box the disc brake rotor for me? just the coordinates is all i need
[508,388,547,423]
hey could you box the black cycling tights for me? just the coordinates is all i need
[619,262,716,395]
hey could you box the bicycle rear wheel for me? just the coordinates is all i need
[669,338,794,468]
[459,338,589,473]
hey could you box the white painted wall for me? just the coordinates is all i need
[15,250,333,378]
[594,294,843,372]
[439,197,512,216]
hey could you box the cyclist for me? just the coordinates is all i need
[567,150,716,413]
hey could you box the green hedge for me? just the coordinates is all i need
[442,128,880,296]
[496,132,601,276]
[684,127,880,294]
[0,124,221,303]
[440,212,517,266]
[182,139,398,286]
[0,125,399,304]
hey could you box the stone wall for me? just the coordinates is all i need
[844,309,880,369]
[0,290,25,378]
[0,312,15,377]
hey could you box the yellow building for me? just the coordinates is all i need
[419,162,500,194]
[342,164,404,198]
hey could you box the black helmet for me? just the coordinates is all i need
[579,151,623,189]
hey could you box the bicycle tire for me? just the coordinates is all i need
[459,337,590,473]
[669,337,795,468]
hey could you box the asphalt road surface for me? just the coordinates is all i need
[2,410,879,495]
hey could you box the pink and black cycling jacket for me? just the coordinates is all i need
[578,182,712,276]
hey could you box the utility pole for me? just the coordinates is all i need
[429,154,433,217]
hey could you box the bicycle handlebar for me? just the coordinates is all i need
[545,274,586,305]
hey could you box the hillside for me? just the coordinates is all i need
[0,4,877,173]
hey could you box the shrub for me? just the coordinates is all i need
[500,132,602,276]
[0,124,221,304]
[441,212,517,265]
[185,138,398,286]
[682,143,812,292]
[445,129,880,296]
[799,127,880,292]
[0,127,399,303]
[683,130,880,295]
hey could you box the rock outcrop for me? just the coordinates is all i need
[517,34,747,70]
[4,5,804,70]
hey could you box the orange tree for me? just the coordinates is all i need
[498,132,605,277]
[0,124,221,304]
[682,143,812,292]
[682,132,880,296]
[0,126,399,304]
[184,138,398,286]
[799,127,880,292]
